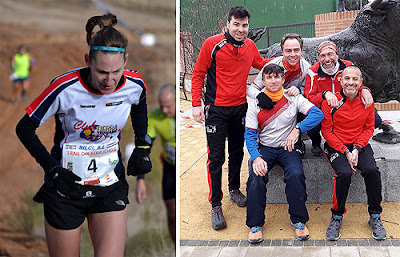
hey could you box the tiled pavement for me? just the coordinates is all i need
[181,245,400,257]
[180,238,400,256]
[179,91,400,256]
[180,238,400,247]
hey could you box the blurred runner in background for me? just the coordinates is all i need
[135,83,176,243]
[10,44,35,105]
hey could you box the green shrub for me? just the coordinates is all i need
[7,191,43,234]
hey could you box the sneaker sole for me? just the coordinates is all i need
[248,237,263,244]
[371,232,386,240]
[295,234,310,241]
[326,233,340,241]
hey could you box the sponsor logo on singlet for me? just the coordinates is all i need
[80,105,96,108]
[74,120,120,142]
[106,101,123,106]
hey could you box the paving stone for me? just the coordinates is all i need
[187,240,199,246]
[260,239,271,246]
[188,247,221,257]
[180,240,189,246]
[347,240,359,246]
[359,246,390,257]
[387,246,400,257]
[359,239,370,246]
[244,247,276,257]
[391,239,400,246]
[337,240,348,246]
[314,240,325,246]
[331,246,360,257]
[208,241,219,246]
[228,240,240,247]
[179,246,193,257]
[219,240,229,246]
[273,247,302,257]
[303,240,314,246]
[271,239,282,246]
[282,239,294,246]
[369,239,383,246]
[325,240,337,246]
[239,240,250,247]
[302,246,330,257]
[197,240,208,246]
[218,247,247,257]
[293,240,304,246]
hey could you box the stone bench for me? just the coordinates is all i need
[253,139,400,204]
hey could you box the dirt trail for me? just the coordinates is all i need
[0,0,175,255]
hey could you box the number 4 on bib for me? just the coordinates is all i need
[88,159,98,173]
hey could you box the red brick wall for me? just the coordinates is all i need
[314,10,358,37]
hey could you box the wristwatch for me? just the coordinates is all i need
[321,90,328,99]
[295,124,301,133]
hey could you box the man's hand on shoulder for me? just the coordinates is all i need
[360,88,373,109]
[284,86,300,96]
[192,106,205,123]
[325,91,339,107]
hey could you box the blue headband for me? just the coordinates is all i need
[90,46,126,53]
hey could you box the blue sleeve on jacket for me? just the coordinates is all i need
[298,106,324,133]
[245,127,262,161]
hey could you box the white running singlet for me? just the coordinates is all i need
[26,67,146,187]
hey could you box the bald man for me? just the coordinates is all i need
[135,84,176,243]
[321,66,386,241]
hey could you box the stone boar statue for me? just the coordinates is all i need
[259,0,400,102]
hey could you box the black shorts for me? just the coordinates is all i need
[162,161,176,200]
[33,178,129,230]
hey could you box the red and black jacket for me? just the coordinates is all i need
[191,33,268,107]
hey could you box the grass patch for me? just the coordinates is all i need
[121,117,175,256]
[7,190,43,234]
[125,227,175,257]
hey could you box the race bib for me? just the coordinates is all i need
[62,142,120,187]
[164,142,176,165]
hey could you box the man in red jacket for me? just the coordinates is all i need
[191,5,269,230]
[321,65,386,241]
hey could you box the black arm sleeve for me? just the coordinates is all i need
[130,92,148,140]
[15,114,59,173]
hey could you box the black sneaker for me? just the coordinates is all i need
[369,214,386,240]
[311,146,323,156]
[211,205,226,230]
[229,189,247,207]
[326,215,343,241]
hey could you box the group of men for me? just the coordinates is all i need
[191,5,387,243]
